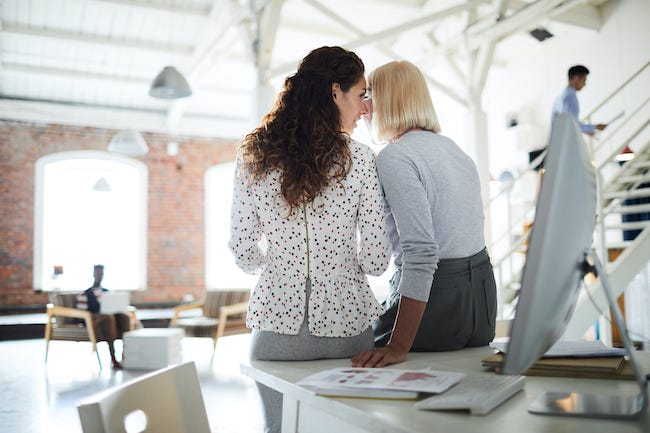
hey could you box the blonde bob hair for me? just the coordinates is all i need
[368,60,441,142]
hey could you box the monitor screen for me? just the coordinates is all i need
[502,113,597,375]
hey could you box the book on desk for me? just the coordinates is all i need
[483,339,633,380]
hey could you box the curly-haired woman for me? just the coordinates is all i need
[229,46,390,433]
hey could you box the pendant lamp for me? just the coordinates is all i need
[92,177,112,192]
[149,66,192,99]
[107,129,149,156]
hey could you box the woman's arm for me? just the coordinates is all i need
[352,146,438,367]
[228,159,267,274]
[356,148,390,276]
[351,295,426,367]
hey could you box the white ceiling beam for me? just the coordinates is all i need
[506,0,602,30]
[496,0,511,18]
[266,0,486,79]
[301,0,467,107]
[1,62,249,94]
[0,98,249,138]
[549,4,602,30]
[92,0,210,17]
[188,0,248,80]
[0,22,193,55]
[2,62,150,84]
[469,0,508,98]
[470,40,496,101]
[256,0,284,72]
[166,0,259,130]
[464,0,585,50]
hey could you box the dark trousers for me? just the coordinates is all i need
[374,248,497,352]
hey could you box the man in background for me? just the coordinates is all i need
[76,264,130,369]
[551,64,608,135]
[531,65,609,172]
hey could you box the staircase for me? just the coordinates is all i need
[488,61,650,341]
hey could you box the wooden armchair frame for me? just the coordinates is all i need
[44,293,140,367]
[170,289,250,359]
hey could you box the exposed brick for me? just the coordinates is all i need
[0,120,239,307]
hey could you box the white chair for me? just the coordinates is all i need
[77,362,211,433]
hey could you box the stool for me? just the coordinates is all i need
[123,328,183,370]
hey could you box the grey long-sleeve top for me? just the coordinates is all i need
[375,130,486,302]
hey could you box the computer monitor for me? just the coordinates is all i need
[502,113,648,419]
[503,113,597,374]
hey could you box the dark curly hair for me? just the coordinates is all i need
[239,46,365,214]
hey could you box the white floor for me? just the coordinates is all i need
[0,334,264,433]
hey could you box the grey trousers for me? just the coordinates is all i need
[249,279,374,433]
[374,248,497,352]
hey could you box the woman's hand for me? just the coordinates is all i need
[351,295,427,368]
[351,344,409,368]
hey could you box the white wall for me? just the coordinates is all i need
[483,0,650,180]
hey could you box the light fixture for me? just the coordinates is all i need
[149,66,192,99]
[93,177,111,192]
[615,145,635,162]
[529,27,553,42]
[107,129,149,156]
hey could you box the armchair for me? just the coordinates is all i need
[170,289,250,359]
[44,292,140,367]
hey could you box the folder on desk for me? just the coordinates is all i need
[481,352,635,380]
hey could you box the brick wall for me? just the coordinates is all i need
[0,120,238,308]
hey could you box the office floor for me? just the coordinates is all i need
[0,334,264,433]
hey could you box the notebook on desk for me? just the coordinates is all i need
[481,352,634,379]
[99,291,130,314]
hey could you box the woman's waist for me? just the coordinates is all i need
[394,247,490,276]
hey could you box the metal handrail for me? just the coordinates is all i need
[488,59,650,319]
[583,60,649,121]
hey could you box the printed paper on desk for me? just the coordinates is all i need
[297,367,465,395]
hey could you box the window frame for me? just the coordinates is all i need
[33,150,148,291]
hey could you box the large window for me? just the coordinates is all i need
[205,162,258,289]
[34,151,147,291]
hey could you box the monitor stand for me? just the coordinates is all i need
[528,250,649,419]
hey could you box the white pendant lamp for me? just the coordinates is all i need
[107,129,149,156]
[149,66,192,99]
[92,177,112,192]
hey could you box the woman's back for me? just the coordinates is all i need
[377,130,485,261]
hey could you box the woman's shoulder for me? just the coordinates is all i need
[349,139,377,162]
[349,138,373,153]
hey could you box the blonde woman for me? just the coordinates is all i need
[352,61,496,368]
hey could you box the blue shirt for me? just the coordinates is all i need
[551,86,595,134]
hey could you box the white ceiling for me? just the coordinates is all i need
[0,0,609,138]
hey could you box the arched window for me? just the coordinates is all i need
[34,151,147,291]
[205,162,258,289]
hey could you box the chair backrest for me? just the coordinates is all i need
[77,361,211,433]
[203,289,250,318]
[50,292,81,324]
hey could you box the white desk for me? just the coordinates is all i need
[241,346,650,433]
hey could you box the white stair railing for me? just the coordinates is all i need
[488,61,650,322]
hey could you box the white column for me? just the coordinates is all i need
[253,76,276,126]
[466,105,492,249]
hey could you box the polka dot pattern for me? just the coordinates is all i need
[229,140,390,336]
